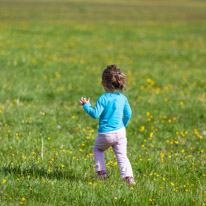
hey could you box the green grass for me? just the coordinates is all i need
[0,0,206,205]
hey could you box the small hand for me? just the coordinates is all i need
[79,97,90,106]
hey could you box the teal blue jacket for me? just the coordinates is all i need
[83,93,132,133]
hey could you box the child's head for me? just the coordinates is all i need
[102,65,126,92]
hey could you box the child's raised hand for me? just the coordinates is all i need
[84,97,90,104]
[79,97,90,106]
[79,97,84,106]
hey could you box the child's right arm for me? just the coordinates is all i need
[79,97,90,106]
[80,96,104,119]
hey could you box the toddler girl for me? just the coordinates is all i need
[79,65,135,185]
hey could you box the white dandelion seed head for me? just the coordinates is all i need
[57,125,61,129]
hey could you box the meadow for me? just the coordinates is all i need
[0,0,206,205]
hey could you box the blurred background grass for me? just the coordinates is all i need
[1,0,206,23]
[0,0,205,127]
[0,0,206,140]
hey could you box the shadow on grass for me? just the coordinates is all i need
[0,165,79,181]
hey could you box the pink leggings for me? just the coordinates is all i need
[93,127,134,179]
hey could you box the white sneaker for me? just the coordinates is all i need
[122,177,136,185]
[94,172,107,180]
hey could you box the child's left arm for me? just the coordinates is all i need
[123,99,132,127]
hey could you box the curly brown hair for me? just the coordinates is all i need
[102,65,126,92]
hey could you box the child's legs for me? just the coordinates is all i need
[93,146,106,172]
[93,133,114,172]
[112,131,134,178]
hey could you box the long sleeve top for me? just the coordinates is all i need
[83,93,132,133]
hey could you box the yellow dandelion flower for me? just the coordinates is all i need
[160,153,164,157]
[140,126,145,132]
[2,179,6,184]
[114,197,118,200]
[113,162,118,166]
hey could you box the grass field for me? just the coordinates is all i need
[0,0,206,205]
